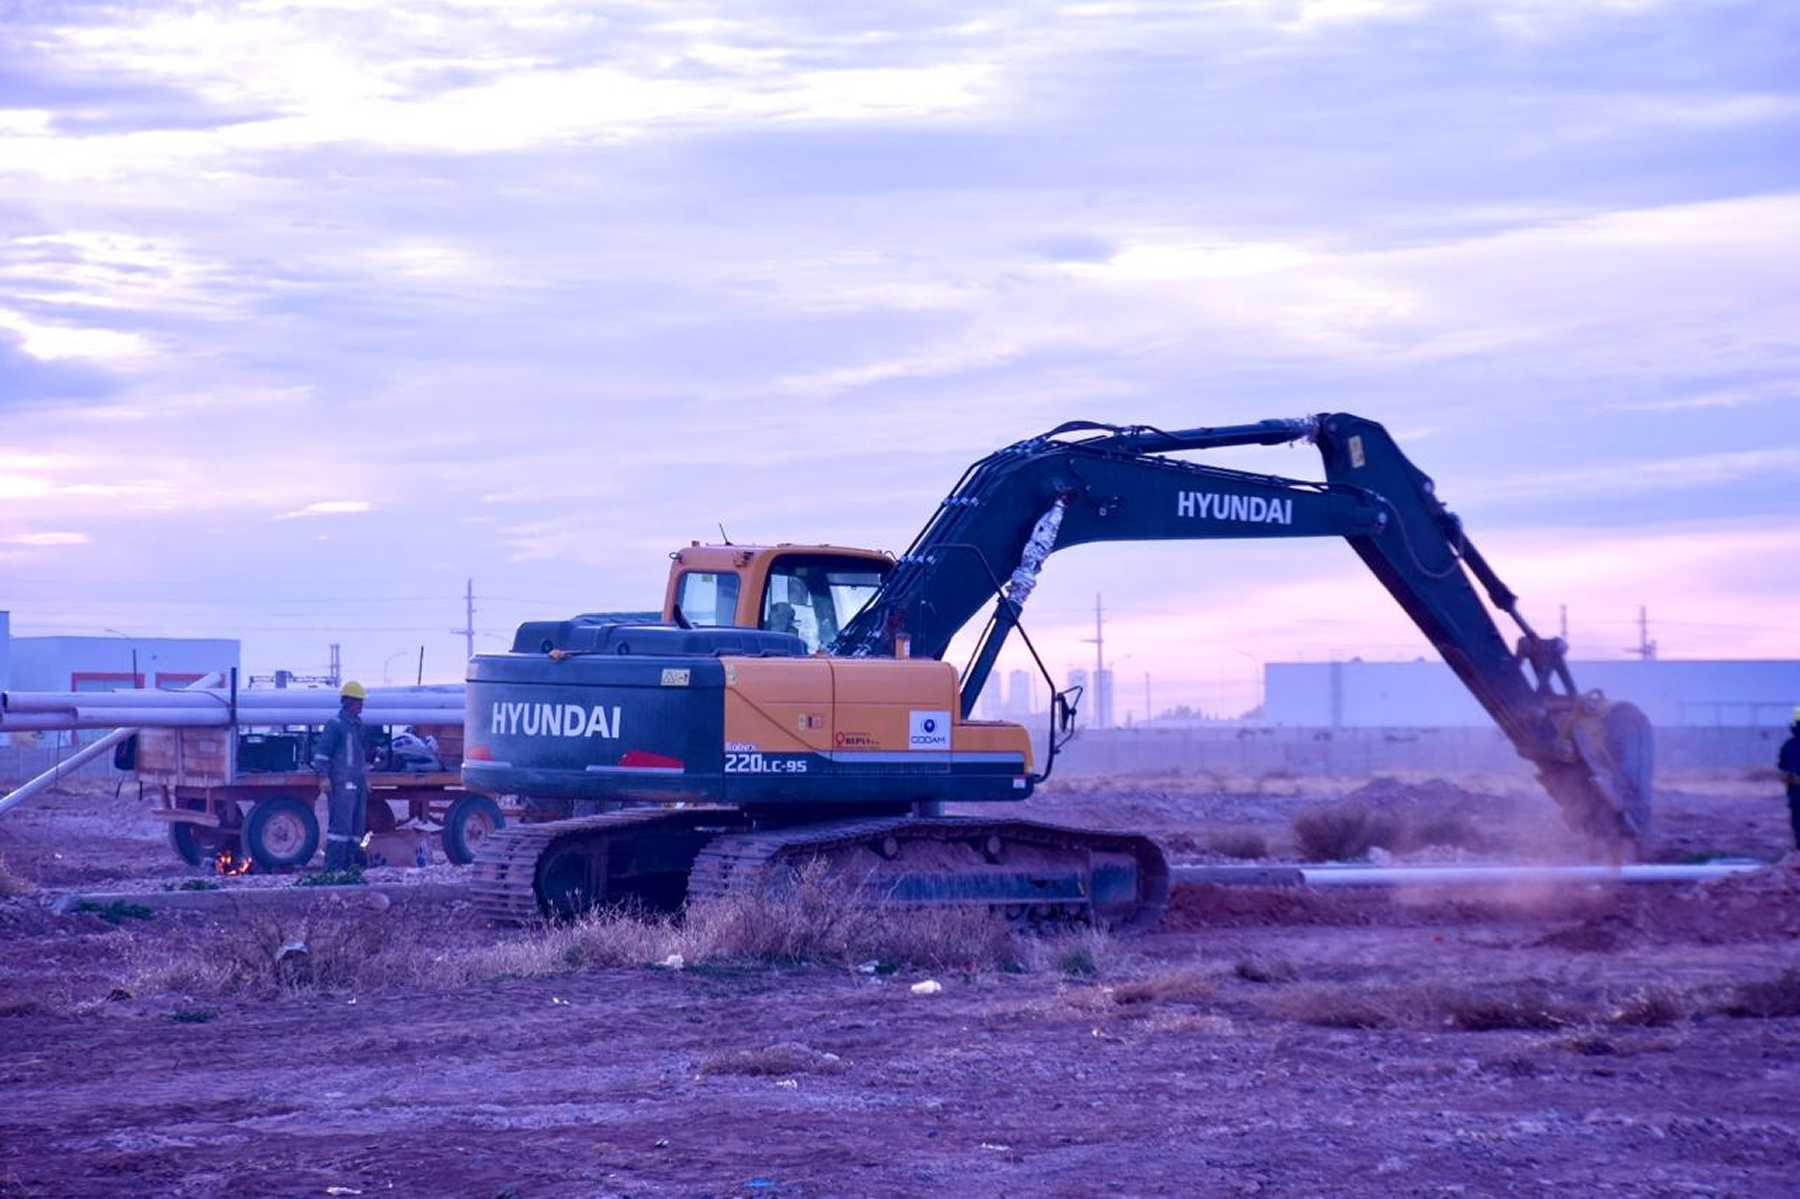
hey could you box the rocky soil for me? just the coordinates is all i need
[0,774,1794,1197]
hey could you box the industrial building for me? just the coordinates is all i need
[0,610,240,698]
[1264,658,1800,729]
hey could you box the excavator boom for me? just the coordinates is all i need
[834,412,1653,849]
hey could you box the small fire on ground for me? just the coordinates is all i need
[214,847,252,876]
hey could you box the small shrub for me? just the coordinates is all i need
[296,869,365,888]
[1280,990,1394,1029]
[1723,969,1800,1019]
[1609,986,1687,1028]
[170,1008,217,1024]
[1440,985,1572,1032]
[0,854,31,897]
[1113,969,1213,1006]
[1017,927,1113,979]
[681,861,1018,971]
[1234,956,1298,985]
[1292,803,1398,862]
[1057,944,1100,978]
[700,1043,846,1076]
[74,900,154,926]
[1208,831,1270,860]
[1407,814,1487,852]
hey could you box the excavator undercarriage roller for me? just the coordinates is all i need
[471,811,1170,930]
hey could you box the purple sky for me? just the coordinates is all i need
[1,0,1796,716]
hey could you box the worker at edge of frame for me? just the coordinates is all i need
[1780,705,1800,853]
[313,681,371,871]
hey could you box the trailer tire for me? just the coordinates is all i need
[243,795,320,871]
[442,795,505,865]
[168,799,207,867]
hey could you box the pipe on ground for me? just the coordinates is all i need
[0,673,222,820]
[1167,861,1764,889]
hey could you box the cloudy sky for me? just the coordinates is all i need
[1,0,1795,715]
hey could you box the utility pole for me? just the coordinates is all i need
[1143,671,1152,726]
[452,578,475,664]
[1559,604,1568,642]
[1629,605,1658,661]
[327,643,341,687]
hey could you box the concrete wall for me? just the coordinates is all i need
[1265,659,1800,729]
[6,635,239,693]
[1052,724,1790,778]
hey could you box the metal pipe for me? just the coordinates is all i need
[2,686,462,712]
[1297,862,1762,887]
[1167,861,1765,889]
[0,707,462,731]
[0,673,222,820]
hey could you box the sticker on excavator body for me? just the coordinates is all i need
[1349,435,1366,468]
[908,710,950,750]
[660,668,691,686]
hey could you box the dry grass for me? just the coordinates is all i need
[1233,956,1298,985]
[110,866,1099,1001]
[1439,985,1573,1032]
[680,864,1018,971]
[1273,981,1579,1031]
[1292,804,1400,862]
[1207,831,1270,860]
[1607,986,1689,1028]
[121,901,430,998]
[1112,968,1214,1007]
[0,853,32,897]
[1722,968,1800,1019]
[1016,926,1114,979]
[700,1042,847,1076]
[1291,801,1489,861]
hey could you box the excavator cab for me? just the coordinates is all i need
[662,544,892,653]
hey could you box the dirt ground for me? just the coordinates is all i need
[0,773,1796,1198]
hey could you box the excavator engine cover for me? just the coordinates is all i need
[464,625,1036,809]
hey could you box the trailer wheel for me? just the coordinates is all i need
[168,799,207,866]
[442,795,505,865]
[243,795,320,871]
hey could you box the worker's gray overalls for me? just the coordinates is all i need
[313,707,369,870]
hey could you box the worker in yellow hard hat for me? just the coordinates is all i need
[311,681,370,870]
[1780,706,1800,851]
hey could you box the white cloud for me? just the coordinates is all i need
[274,500,374,520]
[1464,448,1800,502]
[0,308,153,360]
[5,531,90,546]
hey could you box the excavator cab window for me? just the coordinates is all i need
[761,557,886,652]
[675,570,741,627]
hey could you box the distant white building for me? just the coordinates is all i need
[0,612,240,694]
[1005,669,1034,721]
[1265,658,1800,729]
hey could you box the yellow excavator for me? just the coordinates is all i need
[463,414,1654,926]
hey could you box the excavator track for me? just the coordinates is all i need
[471,807,745,924]
[688,815,1170,930]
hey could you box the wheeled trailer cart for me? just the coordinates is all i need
[133,721,507,870]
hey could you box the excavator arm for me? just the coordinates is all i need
[833,413,1654,852]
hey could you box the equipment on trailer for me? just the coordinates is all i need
[134,719,498,871]
[464,413,1654,925]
